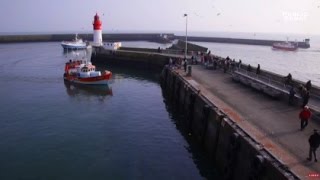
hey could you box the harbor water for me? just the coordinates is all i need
[0,42,216,179]
[1,37,319,179]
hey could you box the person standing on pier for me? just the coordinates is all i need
[288,86,296,105]
[307,129,320,162]
[285,73,292,86]
[256,64,261,75]
[169,58,173,67]
[299,106,312,130]
[223,60,228,73]
[247,64,252,72]
[183,58,187,72]
[305,80,312,91]
[302,91,310,108]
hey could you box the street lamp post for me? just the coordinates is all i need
[184,13,188,58]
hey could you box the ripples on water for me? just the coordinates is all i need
[0,42,217,179]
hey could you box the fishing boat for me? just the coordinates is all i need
[63,59,112,85]
[272,41,298,51]
[61,34,87,50]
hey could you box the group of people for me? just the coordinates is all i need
[284,74,318,161]
[202,55,241,73]
[168,57,190,73]
[286,73,312,108]
[167,53,320,163]
[201,56,319,163]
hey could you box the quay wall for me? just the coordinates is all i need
[91,47,169,70]
[161,67,298,179]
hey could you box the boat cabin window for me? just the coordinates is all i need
[81,67,88,72]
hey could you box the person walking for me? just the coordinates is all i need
[299,106,312,130]
[307,129,320,162]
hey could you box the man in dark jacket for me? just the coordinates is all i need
[307,129,320,162]
[305,80,312,91]
[288,86,296,105]
[302,91,310,108]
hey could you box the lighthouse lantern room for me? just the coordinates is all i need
[93,13,103,46]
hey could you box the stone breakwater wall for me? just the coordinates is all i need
[161,67,299,180]
[174,35,310,48]
[91,47,169,70]
[0,33,174,43]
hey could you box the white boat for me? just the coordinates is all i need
[61,34,87,50]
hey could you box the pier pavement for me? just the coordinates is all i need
[174,65,320,178]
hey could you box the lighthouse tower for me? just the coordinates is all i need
[93,13,103,46]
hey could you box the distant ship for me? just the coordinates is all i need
[61,34,87,50]
[272,41,298,51]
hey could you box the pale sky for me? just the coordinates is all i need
[0,0,319,35]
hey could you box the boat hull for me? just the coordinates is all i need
[64,72,112,85]
[272,45,297,51]
[272,41,298,51]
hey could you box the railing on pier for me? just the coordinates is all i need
[232,67,304,99]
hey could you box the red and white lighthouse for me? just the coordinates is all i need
[93,13,103,46]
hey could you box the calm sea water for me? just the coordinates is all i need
[0,42,216,179]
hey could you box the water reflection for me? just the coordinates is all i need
[62,48,92,61]
[64,81,113,100]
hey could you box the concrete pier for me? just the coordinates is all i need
[91,46,320,178]
[161,65,320,179]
